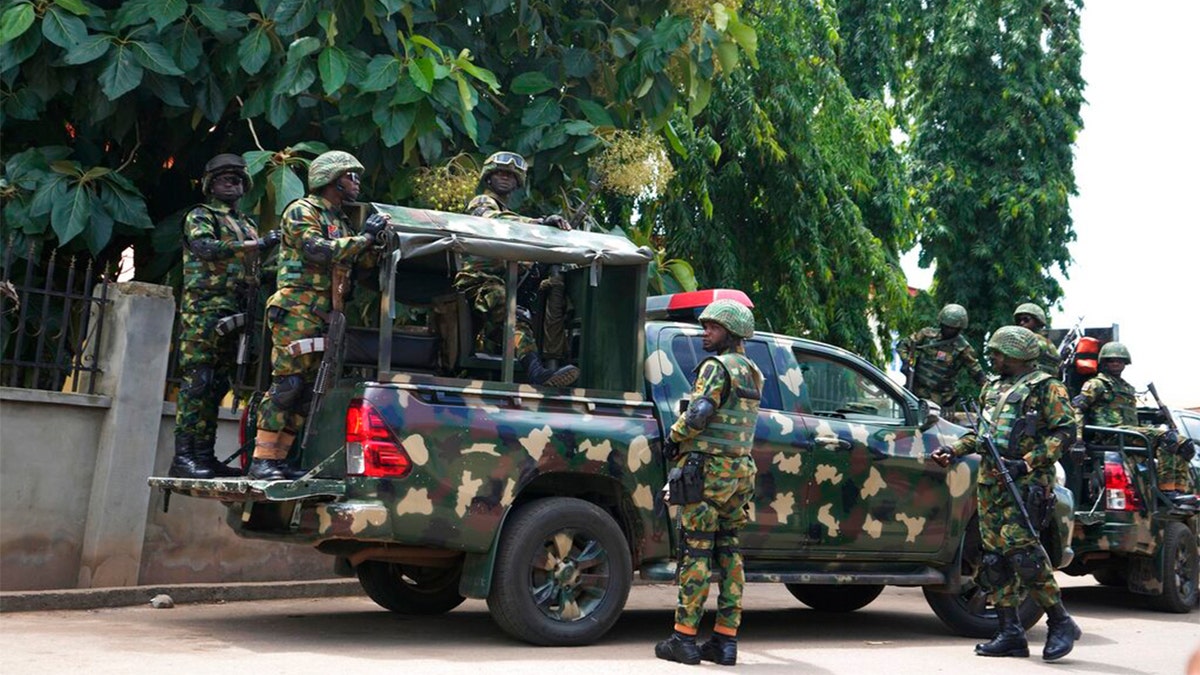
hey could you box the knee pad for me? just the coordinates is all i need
[1007,547,1044,584]
[978,551,1011,591]
[269,374,309,412]
[182,365,215,398]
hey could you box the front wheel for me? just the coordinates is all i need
[923,583,1043,638]
[356,561,466,615]
[1147,521,1198,613]
[785,584,884,612]
[487,497,632,646]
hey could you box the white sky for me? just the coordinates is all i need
[902,0,1200,407]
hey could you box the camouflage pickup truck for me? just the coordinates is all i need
[151,203,1074,645]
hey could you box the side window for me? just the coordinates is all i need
[668,334,783,411]
[670,334,704,386]
[793,351,906,423]
[1181,416,1200,443]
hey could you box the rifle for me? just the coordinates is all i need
[299,265,349,453]
[1055,316,1083,382]
[1146,382,1183,443]
[230,274,260,413]
[964,400,1051,561]
[568,179,602,231]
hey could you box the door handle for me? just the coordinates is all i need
[815,435,852,450]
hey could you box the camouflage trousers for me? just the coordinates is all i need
[674,454,756,635]
[454,268,537,358]
[174,302,237,440]
[1158,452,1194,492]
[977,479,1061,609]
[256,304,323,433]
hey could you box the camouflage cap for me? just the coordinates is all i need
[1099,341,1132,364]
[1012,302,1047,327]
[481,151,527,187]
[986,325,1040,361]
[308,151,364,191]
[699,299,754,339]
[938,303,969,329]
[201,153,251,194]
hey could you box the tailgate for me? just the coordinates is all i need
[147,476,345,502]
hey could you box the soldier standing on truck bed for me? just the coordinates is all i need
[172,154,279,479]
[898,303,987,408]
[655,299,761,667]
[1012,302,1061,377]
[1071,342,1196,504]
[931,325,1082,662]
[249,151,389,481]
[454,151,579,387]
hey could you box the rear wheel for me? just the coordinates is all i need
[487,497,632,646]
[785,584,884,612]
[923,583,1042,638]
[1147,521,1198,613]
[356,561,466,615]
[1092,565,1127,587]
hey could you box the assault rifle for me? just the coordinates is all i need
[231,277,260,412]
[299,266,349,453]
[965,400,1052,560]
[1055,316,1084,382]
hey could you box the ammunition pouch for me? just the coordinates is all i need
[978,551,1010,591]
[1007,547,1045,584]
[667,453,706,506]
[1024,483,1056,532]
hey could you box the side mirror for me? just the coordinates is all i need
[918,399,940,432]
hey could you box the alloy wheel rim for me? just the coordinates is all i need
[529,528,610,622]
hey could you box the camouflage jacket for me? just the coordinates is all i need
[1034,332,1061,377]
[180,201,259,310]
[898,327,986,406]
[1074,372,1138,433]
[269,195,372,314]
[670,343,764,458]
[460,190,549,278]
[951,369,1074,485]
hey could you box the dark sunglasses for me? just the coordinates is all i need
[342,172,361,184]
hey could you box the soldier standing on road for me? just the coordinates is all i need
[655,299,761,667]
[454,151,579,386]
[898,303,987,408]
[249,151,389,480]
[1071,342,1196,503]
[1012,302,1061,376]
[931,325,1082,662]
[173,154,280,479]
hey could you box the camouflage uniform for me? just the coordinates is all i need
[1033,332,1061,377]
[898,326,986,407]
[256,195,373,438]
[176,201,261,443]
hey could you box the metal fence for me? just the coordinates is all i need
[0,240,114,394]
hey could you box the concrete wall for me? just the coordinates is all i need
[0,281,336,592]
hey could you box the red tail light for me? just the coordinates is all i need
[1104,460,1141,511]
[346,398,411,478]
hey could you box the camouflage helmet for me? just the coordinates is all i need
[698,299,755,339]
[938,303,969,329]
[201,153,251,194]
[1099,341,1132,364]
[986,325,1041,361]
[1012,302,1047,327]
[480,151,527,188]
[308,151,364,191]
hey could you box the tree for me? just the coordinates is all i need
[902,0,1084,345]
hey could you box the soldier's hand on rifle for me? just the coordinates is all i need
[663,439,681,461]
[541,214,571,231]
[362,213,390,239]
[258,230,281,251]
[929,446,954,467]
[1002,457,1030,478]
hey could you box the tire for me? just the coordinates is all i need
[487,497,632,646]
[923,584,1043,638]
[785,584,884,612]
[1092,566,1128,588]
[1147,521,1198,613]
[356,560,466,615]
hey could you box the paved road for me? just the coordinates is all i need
[2,575,1196,674]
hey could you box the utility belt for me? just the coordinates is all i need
[1023,483,1057,532]
[666,452,707,506]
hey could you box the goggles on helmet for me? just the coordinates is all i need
[490,152,527,172]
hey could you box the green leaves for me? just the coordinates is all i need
[0,2,35,46]
[318,46,349,94]
[40,6,87,49]
[99,43,142,99]
[238,27,272,75]
[511,71,555,95]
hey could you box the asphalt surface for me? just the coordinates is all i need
[1,574,1196,674]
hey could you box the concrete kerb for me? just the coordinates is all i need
[0,578,362,613]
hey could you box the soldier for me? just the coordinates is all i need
[655,299,761,666]
[1012,302,1061,376]
[930,325,1081,662]
[898,303,987,408]
[1072,342,1196,503]
[454,150,578,386]
[173,154,280,478]
[249,151,389,480]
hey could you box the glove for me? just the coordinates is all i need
[1001,458,1030,478]
[257,230,281,251]
[1179,439,1196,461]
[663,439,681,460]
[1159,429,1179,448]
[929,446,953,467]
[542,214,571,231]
[363,213,389,237]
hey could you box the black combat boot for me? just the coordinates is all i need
[655,631,701,665]
[193,435,243,478]
[699,633,738,666]
[1042,601,1082,661]
[246,458,308,481]
[169,434,216,479]
[975,606,1029,657]
[519,352,579,387]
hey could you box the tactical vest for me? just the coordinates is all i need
[986,370,1052,459]
[686,353,763,458]
[1087,373,1138,426]
[276,196,348,300]
[181,203,257,298]
[1035,333,1060,376]
[912,331,968,401]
